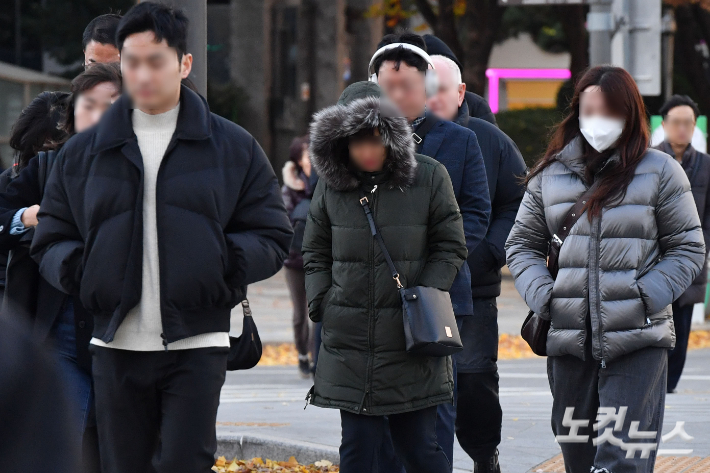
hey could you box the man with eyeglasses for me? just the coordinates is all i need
[654,95,710,394]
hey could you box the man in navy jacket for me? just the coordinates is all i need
[372,33,491,472]
[428,53,526,473]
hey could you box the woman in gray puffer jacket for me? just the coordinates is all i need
[506,66,705,473]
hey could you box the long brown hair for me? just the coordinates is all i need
[527,66,650,219]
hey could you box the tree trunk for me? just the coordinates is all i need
[674,5,710,113]
[556,5,589,82]
[435,0,463,60]
[461,0,503,96]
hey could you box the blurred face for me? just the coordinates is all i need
[120,31,192,113]
[662,105,696,147]
[73,82,121,133]
[427,57,465,122]
[376,61,426,122]
[299,146,312,177]
[349,129,387,173]
[84,40,120,68]
[579,85,617,119]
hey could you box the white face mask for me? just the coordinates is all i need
[579,115,625,152]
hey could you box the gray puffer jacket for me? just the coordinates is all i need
[505,137,706,364]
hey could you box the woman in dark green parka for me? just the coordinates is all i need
[302,82,467,473]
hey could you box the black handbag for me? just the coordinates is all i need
[520,184,597,356]
[227,299,263,370]
[359,192,462,357]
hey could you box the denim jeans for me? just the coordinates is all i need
[547,315,667,473]
[50,297,94,455]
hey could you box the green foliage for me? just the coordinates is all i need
[207,80,250,128]
[498,6,567,53]
[496,107,564,168]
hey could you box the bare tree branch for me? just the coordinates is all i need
[413,0,438,27]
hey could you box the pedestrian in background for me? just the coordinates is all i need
[303,81,467,473]
[423,34,496,126]
[654,95,710,394]
[506,66,705,473]
[0,63,122,473]
[427,52,526,473]
[31,4,292,472]
[0,91,68,301]
[282,135,315,378]
[82,13,121,68]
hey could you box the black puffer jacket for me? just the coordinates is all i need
[31,86,293,344]
[303,88,466,415]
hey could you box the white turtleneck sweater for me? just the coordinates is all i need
[91,104,230,351]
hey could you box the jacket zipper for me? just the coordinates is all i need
[362,184,379,413]
[592,216,605,368]
[155,136,180,351]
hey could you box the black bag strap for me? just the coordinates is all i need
[358,190,403,289]
[412,115,437,152]
[37,151,47,197]
[547,183,597,276]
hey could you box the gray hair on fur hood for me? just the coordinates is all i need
[308,94,417,192]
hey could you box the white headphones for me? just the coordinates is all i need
[368,42,439,97]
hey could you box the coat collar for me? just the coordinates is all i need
[418,111,446,159]
[454,100,470,128]
[91,84,212,155]
[555,136,621,183]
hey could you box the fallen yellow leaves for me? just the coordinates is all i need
[258,330,710,366]
[213,456,337,472]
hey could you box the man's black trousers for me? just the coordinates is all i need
[90,345,228,473]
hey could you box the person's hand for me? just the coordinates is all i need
[21,205,40,228]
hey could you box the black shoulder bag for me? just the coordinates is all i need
[520,184,596,356]
[227,299,263,370]
[359,191,463,357]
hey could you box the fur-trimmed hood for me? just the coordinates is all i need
[308,95,417,192]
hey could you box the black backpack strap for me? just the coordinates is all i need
[37,150,58,199]
[412,115,437,152]
[37,151,47,198]
[358,190,403,289]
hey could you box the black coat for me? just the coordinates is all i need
[31,86,293,344]
[456,102,526,298]
[654,142,710,307]
[0,156,93,372]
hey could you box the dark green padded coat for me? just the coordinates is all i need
[302,94,467,415]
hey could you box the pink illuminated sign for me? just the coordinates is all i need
[485,68,572,114]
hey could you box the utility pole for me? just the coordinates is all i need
[587,0,614,66]
[166,0,208,96]
[661,8,676,102]
[14,0,21,66]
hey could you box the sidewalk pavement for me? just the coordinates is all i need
[219,271,710,471]
[217,350,710,472]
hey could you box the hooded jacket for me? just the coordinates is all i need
[505,137,705,364]
[303,83,466,415]
[31,85,293,344]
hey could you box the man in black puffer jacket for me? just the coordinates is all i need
[31,4,292,472]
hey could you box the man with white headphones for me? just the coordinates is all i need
[371,33,492,473]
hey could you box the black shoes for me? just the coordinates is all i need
[474,449,501,473]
